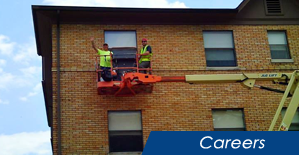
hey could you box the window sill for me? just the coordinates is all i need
[206,67,240,71]
[271,59,294,63]
[108,152,142,155]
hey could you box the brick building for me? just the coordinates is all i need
[32,0,299,154]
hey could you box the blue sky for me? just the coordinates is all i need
[0,0,243,154]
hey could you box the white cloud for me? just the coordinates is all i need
[29,92,39,97]
[0,131,51,155]
[20,97,28,102]
[20,83,42,102]
[0,35,40,65]
[0,98,9,105]
[33,83,42,92]
[43,0,187,8]
[0,72,15,89]
[0,69,32,90]
[20,66,42,78]
[0,59,6,66]
[0,65,41,96]
[0,35,15,56]
[0,35,41,90]
[13,37,40,65]
[0,61,3,73]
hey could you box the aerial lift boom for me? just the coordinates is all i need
[96,54,299,131]
[121,71,299,131]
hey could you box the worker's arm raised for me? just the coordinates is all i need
[90,37,98,52]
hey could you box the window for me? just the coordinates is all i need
[104,31,138,79]
[212,109,246,131]
[104,31,137,77]
[108,111,143,152]
[105,31,137,48]
[104,30,137,59]
[203,31,237,67]
[267,31,291,59]
[281,108,299,131]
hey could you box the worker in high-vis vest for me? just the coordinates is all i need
[90,37,114,81]
[138,38,152,74]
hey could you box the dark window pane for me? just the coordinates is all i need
[111,48,137,59]
[270,45,290,59]
[206,60,237,67]
[206,49,235,60]
[205,49,236,67]
[109,131,143,152]
[289,124,299,131]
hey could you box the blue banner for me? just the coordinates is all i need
[143,131,299,155]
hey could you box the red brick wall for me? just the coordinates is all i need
[51,25,299,154]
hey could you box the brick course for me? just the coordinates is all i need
[51,24,299,154]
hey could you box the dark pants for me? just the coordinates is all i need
[99,67,112,82]
[138,61,151,74]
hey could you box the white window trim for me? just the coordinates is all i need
[271,59,294,63]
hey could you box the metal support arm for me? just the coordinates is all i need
[124,71,298,131]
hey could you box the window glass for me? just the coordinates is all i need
[268,31,287,44]
[105,31,137,48]
[108,111,143,152]
[203,31,237,67]
[109,111,142,131]
[203,31,234,48]
[212,109,245,130]
[267,31,291,59]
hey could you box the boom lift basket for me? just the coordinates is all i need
[96,53,153,96]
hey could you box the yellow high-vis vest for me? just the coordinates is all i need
[139,45,152,63]
[97,49,113,67]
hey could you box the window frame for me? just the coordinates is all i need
[203,30,238,67]
[108,110,144,153]
[104,30,138,51]
[211,108,246,131]
[267,30,292,60]
[104,30,139,69]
